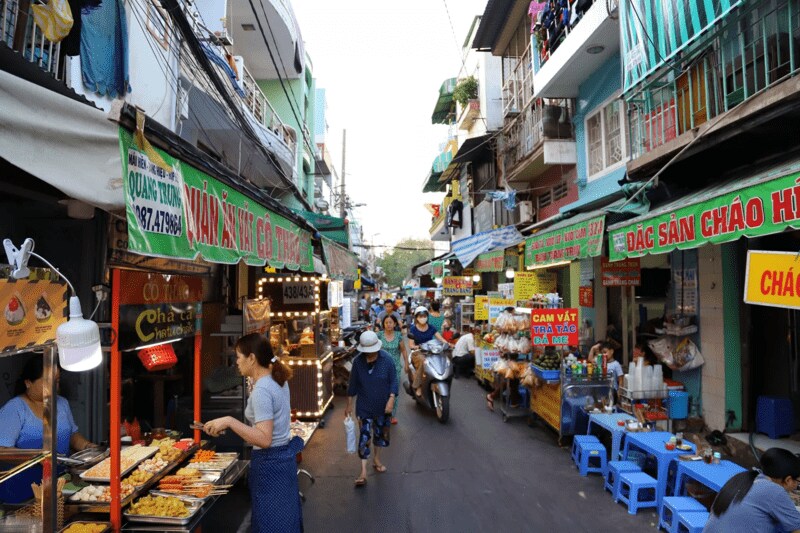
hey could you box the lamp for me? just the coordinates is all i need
[4,238,102,372]
[505,268,515,279]
[472,274,481,283]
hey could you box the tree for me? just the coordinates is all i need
[377,238,436,289]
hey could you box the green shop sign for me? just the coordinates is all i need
[525,216,605,267]
[120,128,313,271]
[608,170,800,261]
[476,250,504,272]
[431,261,445,278]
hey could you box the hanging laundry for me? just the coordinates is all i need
[485,190,518,211]
[80,0,130,97]
[31,0,73,43]
[528,1,546,33]
[201,43,245,97]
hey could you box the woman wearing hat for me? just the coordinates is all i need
[344,331,398,487]
[408,306,451,396]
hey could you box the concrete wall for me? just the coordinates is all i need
[698,245,726,431]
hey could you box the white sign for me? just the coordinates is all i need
[127,148,184,237]
[341,297,352,328]
[482,347,500,370]
[327,280,343,309]
[281,282,315,304]
[498,283,514,299]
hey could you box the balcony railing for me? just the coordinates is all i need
[534,0,618,70]
[429,196,453,235]
[240,64,297,157]
[502,43,534,117]
[628,0,800,160]
[2,0,62,78]
[504,98,574,172]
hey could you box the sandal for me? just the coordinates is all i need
[486,394,495,412]
[354,477,367,487]
[372,463,387,473]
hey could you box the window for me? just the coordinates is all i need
[553,181,569,201]
[538,190,552,208]
[585,97,627,180]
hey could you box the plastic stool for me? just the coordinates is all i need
[660,496,707,533]
[756,396,795,439]
[617,472,658,515]
[605,460,641,498]
[571,435,600,465]
[577,441,608,477]
[675,510,709,533]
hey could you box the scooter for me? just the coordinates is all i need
[403,340,454,423]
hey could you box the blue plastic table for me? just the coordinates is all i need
[622,431,696,509]
[674,460,746,496]
[587,413,637,461]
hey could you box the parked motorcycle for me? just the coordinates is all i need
[403,340,454,423]
[332,322,370,395]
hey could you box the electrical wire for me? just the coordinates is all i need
[30,251,76,295]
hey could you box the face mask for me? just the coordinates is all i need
[418,316,428,324]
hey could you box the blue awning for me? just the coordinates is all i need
[451,225,523,268]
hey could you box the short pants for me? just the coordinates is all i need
[358,415,391,459]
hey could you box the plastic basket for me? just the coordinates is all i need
[137,343,178,372]
[532,364,560,381]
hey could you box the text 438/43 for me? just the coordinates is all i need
[135,205,183,236]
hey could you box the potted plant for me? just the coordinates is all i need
[453,76,479,109]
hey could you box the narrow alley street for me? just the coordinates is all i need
[294,380,655,532]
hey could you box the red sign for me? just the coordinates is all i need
[601,258,641,286]
[579,286,594,307]
[530,308,579,347]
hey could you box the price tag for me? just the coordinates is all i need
[282,282,315,304]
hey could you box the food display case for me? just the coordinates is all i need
[257,275,338,419]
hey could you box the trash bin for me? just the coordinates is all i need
[668,391,689,420]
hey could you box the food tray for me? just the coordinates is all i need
[124,499,204,526]
[531,364,560,381]
[58,521,112,533]
[80,446,158,482]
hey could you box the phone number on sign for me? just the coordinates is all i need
[134,205,183,236]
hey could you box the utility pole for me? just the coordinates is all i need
[340,129,347,219]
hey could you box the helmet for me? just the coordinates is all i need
[378,299,384,305]
[414,306,429,316]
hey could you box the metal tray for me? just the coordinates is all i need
[124,499,204,526]
[59,521,112,533]
[80,447,158,482]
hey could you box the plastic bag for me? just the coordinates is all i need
[344,415,357,454]
[673,338,704,371]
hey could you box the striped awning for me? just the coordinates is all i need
[451,226,524,268]
[431,78,457,124]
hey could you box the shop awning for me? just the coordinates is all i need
[422,140,458,193]
[607,161,800,261]
[291,209,350,247]
[412,251,454,277]
[524,209,607,268]
[321,237,358,281]
[436,134,493,185]
[360,275,376,290]
[452,226,524,268]
[431,78,457,125]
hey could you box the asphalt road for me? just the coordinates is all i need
[293,376,658,532]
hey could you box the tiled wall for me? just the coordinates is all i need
[698,245,726,431]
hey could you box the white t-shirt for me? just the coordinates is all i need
[453,333,475,358]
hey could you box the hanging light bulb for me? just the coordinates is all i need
[472,274,481,283]
[505,268,515,279]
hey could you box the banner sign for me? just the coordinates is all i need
[744,251,800,310]
[442,276,473,296]
[120,128,313,271]
[475,295,489,321]
[488,298,515,325]
[431,261,445,278]
[462,268,482,290]
[601,258,642,286]
[621,0,742,93]
[579,286,594,307]
[244,298,271,335]
[481,347,500,370]
[1,270,68,354]
[476,250,504,272]
[609,170,800,261]
[322,238,358,281]
[530,308,579,346]
[525,216,605,267]
[117,270,203,351]
[513,271,558,300]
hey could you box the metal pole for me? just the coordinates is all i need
[110,269,122,531]
[340,129,347,219]
[42,344,58,531]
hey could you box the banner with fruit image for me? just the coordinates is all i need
[1,269,68,353]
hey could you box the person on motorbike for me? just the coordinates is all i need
[408,307,451,397]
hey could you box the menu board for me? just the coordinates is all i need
[530,308,579,346]
[1,270,68,354]
[475,295,489,321]
[513,271,557,300]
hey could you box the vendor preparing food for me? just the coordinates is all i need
[0,357,95,503]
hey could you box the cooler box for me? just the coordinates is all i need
[756,396,794,439]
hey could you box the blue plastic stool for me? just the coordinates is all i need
[605,460,641,498]
[756,396,795,439]
[617,472,658,515]
[571,435,600,465]
[660,496,707,533]
[675,510,709,533]
[577,441,608,477]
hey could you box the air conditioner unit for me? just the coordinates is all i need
[517,201,534,224]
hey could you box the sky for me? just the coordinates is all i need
[292,0,489,252]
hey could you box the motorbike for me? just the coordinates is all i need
[403,340,454,423]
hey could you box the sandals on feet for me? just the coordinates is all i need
[354,477,367,487]
[372,463,387,473]
[486,394,495,411]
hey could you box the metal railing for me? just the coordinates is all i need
[240,63,297,158]
[429,195,453,235]
[503,98,575,173]
[502,43,534,117]
[535,0,619,70]
[2,0,62,78]
[628,0,800,159]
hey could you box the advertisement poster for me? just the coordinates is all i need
[442,276,473,296]
[488,298,515,325]
[601,258,641,286]
[513,271,557,300]
[475,295,489,321]
[117,270,202,351]
[524,216,605,267]
[498,282,515,299]
[481,347,500,370]
[530,308,579,346]
[475,250,504,272]
[1,270,68,353]
[431,261,445,279]
[244,298,271,335]
[673,268,698,315]
[579,286,594,308]
[744,251,800,310]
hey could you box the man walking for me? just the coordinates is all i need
[345,331,398,487]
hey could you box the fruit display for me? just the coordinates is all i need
[61,522,109,533]
[533,351,561,370]
[127,495,190,518]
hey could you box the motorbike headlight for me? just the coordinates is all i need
[429,344,443,354]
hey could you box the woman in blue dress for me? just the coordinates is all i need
[376,314,407,424]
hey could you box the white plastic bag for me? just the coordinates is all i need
[344,415,357,454]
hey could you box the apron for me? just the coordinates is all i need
[249,436,304,533]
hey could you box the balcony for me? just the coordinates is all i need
[457,99,481,131]
[627,0,800,164]
[532,0,619,98]
[502,43,534,117]
[2,0,63,79]
[429,196,453,241]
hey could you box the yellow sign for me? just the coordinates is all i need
[488,298,515,325]
[443,276,473,296]
[744,250,800,310]
[462,268,482,290]
[513,271,558,300]
[1,271,68,354]
[475,295,489,321]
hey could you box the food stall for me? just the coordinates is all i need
[256,275,337,419]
